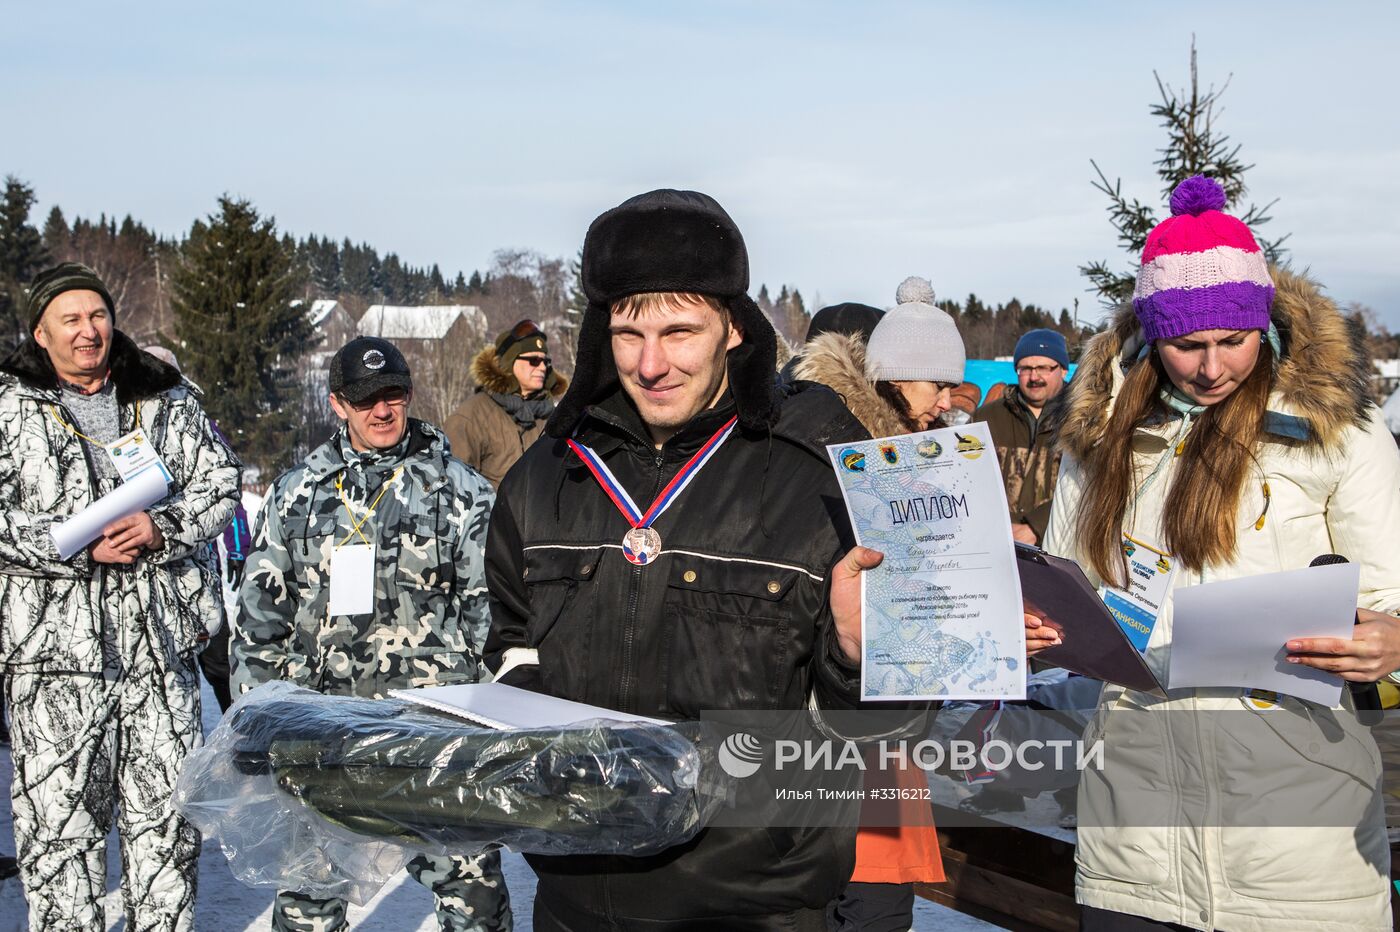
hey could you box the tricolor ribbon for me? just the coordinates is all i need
[567,415,738,531]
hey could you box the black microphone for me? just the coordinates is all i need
[1309,554,1383,724]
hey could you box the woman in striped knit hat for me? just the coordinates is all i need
[1029,175,1400,931]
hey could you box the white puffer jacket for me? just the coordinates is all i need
[1044,268,1398,932]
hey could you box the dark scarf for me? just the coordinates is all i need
[490,391,555,429]
[338,425,413,489]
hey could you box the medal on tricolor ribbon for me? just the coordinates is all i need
[568,415,738,567]
[622,527,663,564]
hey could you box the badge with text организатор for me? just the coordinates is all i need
[827,422,1026,701]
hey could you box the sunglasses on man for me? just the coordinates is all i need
[516,355,551,368]
[341,387,411,411]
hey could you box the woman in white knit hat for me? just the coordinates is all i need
[792,274,964,932]
[796,275,966,437]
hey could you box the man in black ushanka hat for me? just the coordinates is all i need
[484,190,908,930]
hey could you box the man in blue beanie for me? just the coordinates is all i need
[973,328,1069,545]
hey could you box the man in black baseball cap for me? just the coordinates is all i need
[328,336,415,451]
[235,335,512,929]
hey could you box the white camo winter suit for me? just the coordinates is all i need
[0,331,240,931]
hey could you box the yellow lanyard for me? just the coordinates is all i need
[334,467,404,548]
[48,400,142,445]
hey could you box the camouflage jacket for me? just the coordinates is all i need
[0,333,241,674]
[233,419,495,699]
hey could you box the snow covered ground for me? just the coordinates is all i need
[0,677,545,932]
[0,488,1004,929]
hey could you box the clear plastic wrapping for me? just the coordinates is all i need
[175,682,719,904]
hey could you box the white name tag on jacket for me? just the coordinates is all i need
[104,429,173,483]
[328,544,375,616]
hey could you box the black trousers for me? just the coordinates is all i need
[197,625,234,714]
[533,894,829,932]
[828,881,914,932]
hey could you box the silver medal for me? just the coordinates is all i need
[623,526,663,566]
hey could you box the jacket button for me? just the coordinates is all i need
[1199,910,1209,923]
[766,580,781,594]
[580,564,594,575]
[683,570,697,583]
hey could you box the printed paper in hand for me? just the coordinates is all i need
[827,422,1026,701]
[1168,561,1360,706]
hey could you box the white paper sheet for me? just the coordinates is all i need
[328,544,376,616]
[1168,562,1360,706]
[390,682,669,730]
[50,467,169,560]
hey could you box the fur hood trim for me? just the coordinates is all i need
[470,345,568,398]
[791,332,907,438]
[1060,266,1371,460]
[0,329,184,406]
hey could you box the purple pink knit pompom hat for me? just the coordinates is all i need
[1132,175,1274,342]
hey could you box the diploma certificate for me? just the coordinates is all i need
[827,422,1026,701]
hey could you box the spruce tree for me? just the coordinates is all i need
[0,176,49,348]
[380,253,407,302]
[1081,40,1288,305]
[308,235,341,296]
[756,284,773,317]
[171,196,312,476]
[42,206,70,256]
[784,288,809,344]
[341,240,379,299]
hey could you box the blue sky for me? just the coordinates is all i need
[4,1,1397,325]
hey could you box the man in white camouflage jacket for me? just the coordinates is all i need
[0,262,240,931]
[233,336,511,932]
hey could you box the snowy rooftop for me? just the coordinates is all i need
[358,304,485,340]
[307,299,344,327]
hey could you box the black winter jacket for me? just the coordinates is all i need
[484,383,877,921]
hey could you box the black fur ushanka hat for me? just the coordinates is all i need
[545,189,779,437]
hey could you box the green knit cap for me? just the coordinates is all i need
[25,262,115,332]
[495,320,549,371]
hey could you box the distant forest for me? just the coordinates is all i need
[32,173,1400,468]
[0,174,1100,362]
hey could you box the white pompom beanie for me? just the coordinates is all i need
[865,276,966,384]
